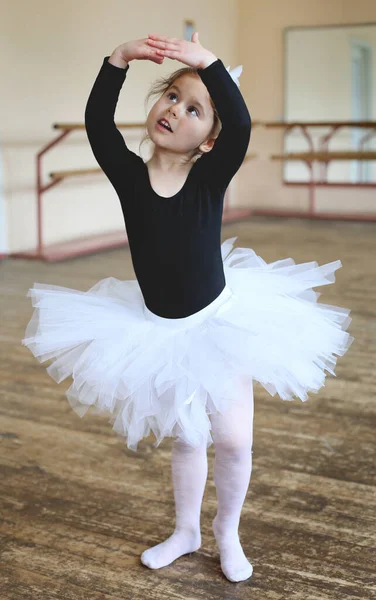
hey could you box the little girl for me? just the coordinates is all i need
[22,33,353,583]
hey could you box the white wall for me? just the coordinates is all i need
[0,144,8,254]
[285,25,376,182]
[1,0,239,253]
[238,0,376,214]
[2,0,376,254]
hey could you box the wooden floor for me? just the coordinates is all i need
[1,216,375,599]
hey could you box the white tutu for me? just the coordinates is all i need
[22,237,353,451]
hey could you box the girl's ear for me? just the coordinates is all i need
[199,137,217,154]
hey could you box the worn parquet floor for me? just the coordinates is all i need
[1,217,375,599]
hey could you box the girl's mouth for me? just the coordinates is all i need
[157,120,173,133]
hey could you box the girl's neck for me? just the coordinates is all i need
[147,150,193,173]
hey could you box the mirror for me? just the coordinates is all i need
[283,24,376,184]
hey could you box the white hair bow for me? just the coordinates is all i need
[226,65,243,87]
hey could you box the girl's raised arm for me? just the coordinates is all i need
[84,41,163,197]
[147,33,251,191]
[195,58,251,191]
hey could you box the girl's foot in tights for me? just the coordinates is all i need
[210,382,254,582]
[140,439,207,569]
[140,527,201,569]
[141,379,254,581]
[213,515,253,582]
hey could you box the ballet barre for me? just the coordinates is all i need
[11,123,257,262]
[264,150,376,220]
[240,120,376,221]
[49,154,259,183]
[262,120,376,154]
[264,120,376,182]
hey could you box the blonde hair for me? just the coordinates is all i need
[139,66,221,165]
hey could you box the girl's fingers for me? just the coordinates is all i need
[148,33,179,43]
[148,39,178,50]
[148,38,180,50]
[157,49,178,58]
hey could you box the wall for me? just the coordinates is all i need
[285,25,376,182]
[2,0,376,255]
[0,0,239,253]
[238,0,376,214]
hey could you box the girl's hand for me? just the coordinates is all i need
[147,32,217,69]
[115,38,165,65]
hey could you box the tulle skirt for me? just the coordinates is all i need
[21,237,353,451]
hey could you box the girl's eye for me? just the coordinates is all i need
[188,106,199,117]
[166,92,199,116]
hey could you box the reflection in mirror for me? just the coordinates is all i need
[284,24,376,184]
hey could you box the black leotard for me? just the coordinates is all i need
[84,56,251,318]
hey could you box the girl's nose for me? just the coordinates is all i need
[169,104,181,118]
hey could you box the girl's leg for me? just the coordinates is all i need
[210,377,254,582]
[141,437,208,569]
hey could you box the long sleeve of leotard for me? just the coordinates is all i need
[195,59,251,190]
[84,57,139,195]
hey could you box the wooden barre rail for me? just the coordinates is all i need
[243,153,257,162]
[15,109,258,262]
[53,122,146,130]
[53,122,264,131]
[266,149,376,220]
[12,117,376,263]
[49,153,258,182]
[52,120,376,133]
[266,122,376,185]
[263,120,376,128]
[271,151,376,162]
[49,167,101,181]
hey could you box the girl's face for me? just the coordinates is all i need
[146,74,216,156]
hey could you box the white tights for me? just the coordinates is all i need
[141,379,254,582]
